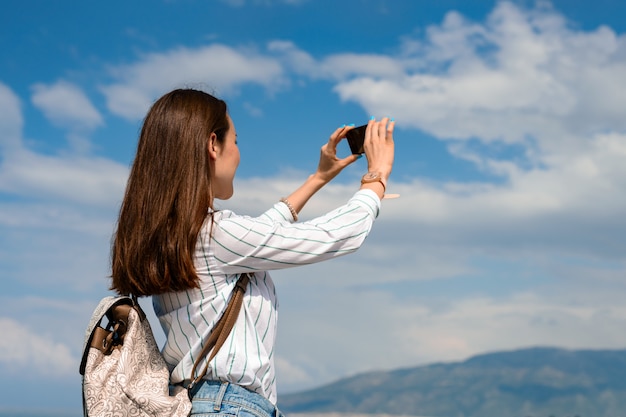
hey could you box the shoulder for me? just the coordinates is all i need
[200,210,262,242]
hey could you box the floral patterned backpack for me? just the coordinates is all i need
[79,274,250,417]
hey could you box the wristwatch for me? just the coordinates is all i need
[361,171,387,192]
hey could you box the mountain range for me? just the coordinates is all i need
[280,347,626,417]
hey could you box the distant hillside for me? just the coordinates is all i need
[280,347,626,417]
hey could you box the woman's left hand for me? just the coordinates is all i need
[315,125,360,183]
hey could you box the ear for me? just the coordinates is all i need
[207,132,219,161]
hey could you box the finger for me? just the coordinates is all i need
[376,117,390,140]
[321,141,338,160]
[385,118,395,140]
[338,124,355,141]
[365,118,376,141]
[328,125,348,148]
[328,127,341,142]
[332,124,354,138]
[337,153,360,168]
[329,124,355,154]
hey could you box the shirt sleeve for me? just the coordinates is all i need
[207,189,381,274]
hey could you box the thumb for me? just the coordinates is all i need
[340,153,361,168]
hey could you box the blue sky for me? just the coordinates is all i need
[2,0,626,413]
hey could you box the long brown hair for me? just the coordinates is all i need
[110,89,229,296]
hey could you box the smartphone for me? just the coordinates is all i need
[346,124,367,154]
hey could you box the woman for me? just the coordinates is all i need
[110,88,394,417]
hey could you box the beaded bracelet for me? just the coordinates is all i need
[279,198,298,222]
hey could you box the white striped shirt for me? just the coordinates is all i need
[153,189,381,405]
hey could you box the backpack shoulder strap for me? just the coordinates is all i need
[79,295,134,375]
[187,273,250,391]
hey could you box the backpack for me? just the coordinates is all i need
[79,273,249,417]
[79,296,191,417]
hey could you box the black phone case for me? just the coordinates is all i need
[346,125,367,154]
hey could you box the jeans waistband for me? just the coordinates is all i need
[189,380,283,417]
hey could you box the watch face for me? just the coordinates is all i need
[364,172,380,180]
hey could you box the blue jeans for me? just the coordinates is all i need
[189,380,284,417]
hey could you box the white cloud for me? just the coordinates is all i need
[268,40,406,81]
[0,147,127,207]
[0,317,76,376]
[273,264,626,391]
[395,292,626,364]
[31,80,103,130]
[31,80,104,152]
[334,1,626,150]
[0,83,127,208]
[307,1,626,264]
[0,83,23,151]
[275,356,314,387]
[101,44,286,120]
[267,41,319,77]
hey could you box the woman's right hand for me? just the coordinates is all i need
[361,117,395,196]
